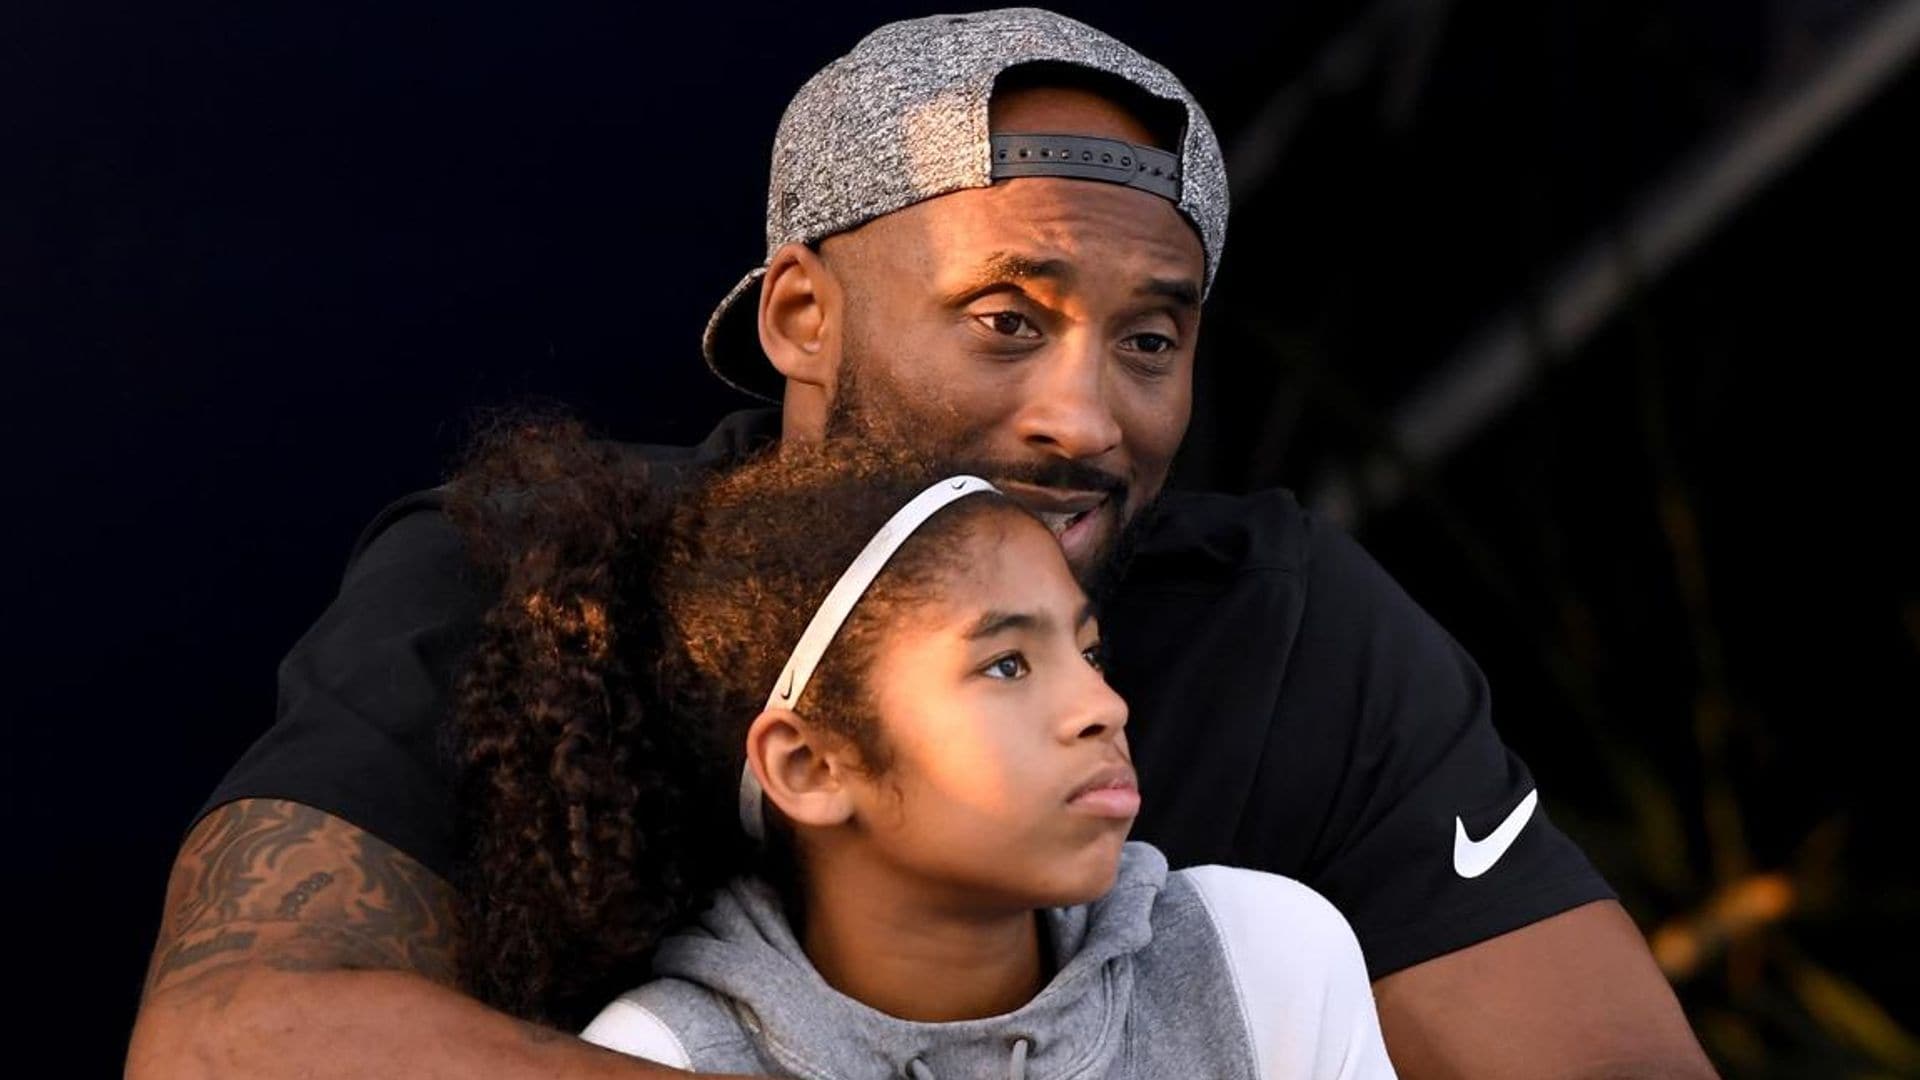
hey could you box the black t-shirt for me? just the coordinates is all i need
[200,407,1613,978]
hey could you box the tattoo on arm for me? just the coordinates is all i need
[143,799,460,1000]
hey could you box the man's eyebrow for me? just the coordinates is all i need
[964,601,1096,641]
[940,252,1200,313]
[940,252,1075,305]
[1139,277,1201,311]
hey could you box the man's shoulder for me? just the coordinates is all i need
[1125,486,1316,589]
[602,406,781,477]
[344,407,780,570]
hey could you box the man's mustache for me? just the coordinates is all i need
[822,385,1128,504]
[963,456,1129,505]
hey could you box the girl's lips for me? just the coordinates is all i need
[1067,762,1141,819]
[1067,784,1142,819]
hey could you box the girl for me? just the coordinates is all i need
[448,421,1396,1079]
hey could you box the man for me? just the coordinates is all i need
[128,9,1715,1078]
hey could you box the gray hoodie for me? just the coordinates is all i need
[582,842,1396,1079]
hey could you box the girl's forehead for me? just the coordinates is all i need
[910,513,1087,630]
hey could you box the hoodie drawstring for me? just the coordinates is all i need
[905,1036,1031,1080]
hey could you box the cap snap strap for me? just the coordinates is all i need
[990,133,1181,200]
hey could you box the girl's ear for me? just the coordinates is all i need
[745,706,856,828]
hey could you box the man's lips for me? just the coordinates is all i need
[996,481,1113,538]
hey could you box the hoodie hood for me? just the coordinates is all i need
[648,841,1170,1080]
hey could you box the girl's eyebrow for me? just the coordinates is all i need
[964,600,1097,640]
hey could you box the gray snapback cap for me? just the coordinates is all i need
[702,6,1230,401]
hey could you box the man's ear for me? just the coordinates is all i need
[744,705,856,828]
[758,242,842,389]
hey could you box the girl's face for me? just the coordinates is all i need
[843,509,1136,911]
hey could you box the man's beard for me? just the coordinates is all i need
[1079,487,1161,608]
[823,345,1161,603]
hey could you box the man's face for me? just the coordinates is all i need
[811,86,1207,590]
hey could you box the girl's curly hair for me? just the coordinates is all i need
[442,412,1022,1026]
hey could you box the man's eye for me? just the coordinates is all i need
[1126,333,1176,354]
[976,311,1040,338]
[984,653,1030,679]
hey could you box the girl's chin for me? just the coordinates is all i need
[1030,836,1129,908]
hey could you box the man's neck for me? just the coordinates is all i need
[795,850,1050,1022]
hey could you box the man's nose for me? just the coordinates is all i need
[1015,342,1122,460]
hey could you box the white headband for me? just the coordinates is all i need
[738,474,1001,841]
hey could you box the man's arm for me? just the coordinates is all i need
[1372,900,1716,1080]
[1199,499,1715,1078]
[126,799,757,1080]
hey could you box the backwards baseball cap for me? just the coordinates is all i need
[702,7,1230,402]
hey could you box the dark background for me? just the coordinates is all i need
[6,2,1916,1076]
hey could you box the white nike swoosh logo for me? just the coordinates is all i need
[1452,789,1538,879]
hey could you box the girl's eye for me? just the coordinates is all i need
[975,311,1040,338]
[984,653,1030,680]
[1082,641,1107,671]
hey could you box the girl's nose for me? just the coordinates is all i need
[1070,671,1129,743]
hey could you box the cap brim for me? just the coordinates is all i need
[701,266,782,403]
